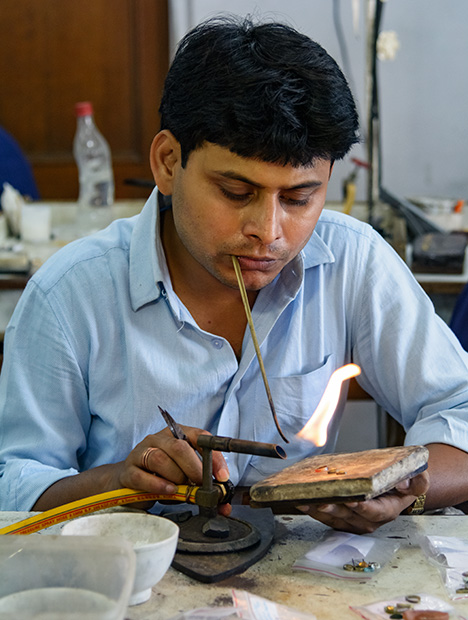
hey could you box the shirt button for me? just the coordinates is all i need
[211,339,223,349]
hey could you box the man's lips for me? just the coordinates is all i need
[234,255,278,271]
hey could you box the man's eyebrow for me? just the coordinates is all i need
[214,170,322,190]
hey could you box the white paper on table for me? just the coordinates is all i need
[426,536,468,568]
[167,590,316,620]
[293,530,399,580]
[303,531,375,567]
[232,590,316,620]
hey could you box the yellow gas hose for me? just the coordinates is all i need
[0,485,198,535]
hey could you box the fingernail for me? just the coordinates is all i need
[217,468,229,482]
[165,483,177,494]
[317,504,332,513]
[297,505,310,513]
[396,479,410,490]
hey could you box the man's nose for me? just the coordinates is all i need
[242,196,281,245]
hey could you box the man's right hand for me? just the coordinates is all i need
[113,426,230,495]
[33,425,230,513]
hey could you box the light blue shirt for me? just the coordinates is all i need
[1,188,468,511]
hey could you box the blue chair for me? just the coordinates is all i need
[0,127,40,200]
[450,283,468,351]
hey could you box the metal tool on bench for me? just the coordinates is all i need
[158,406,287,582]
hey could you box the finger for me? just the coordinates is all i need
[119,456,178,496]
[316,503,386,533]
[344,488,423,523]
[140,445,190,483]
[184,429,230,482]
[395,471,430,497]
[218,503,232,517]
[299,503,384,534]
[123,433,201,491]
[395,478,411,491]
[212,451,230,482]
[182,427,206,459]
[146,435,204,484]
[344,496,399,524]
[344,470,430,521]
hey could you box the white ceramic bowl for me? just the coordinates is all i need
[62,512,179,606]
[0,534,135,619]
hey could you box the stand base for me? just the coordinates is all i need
[171,506,275,583]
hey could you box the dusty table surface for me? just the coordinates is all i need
[1,511,468,619]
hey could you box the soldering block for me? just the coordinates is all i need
[249,445,429,508]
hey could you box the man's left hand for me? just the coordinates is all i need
[297,470,429,534]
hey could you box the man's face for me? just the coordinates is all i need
[162,141,332,292]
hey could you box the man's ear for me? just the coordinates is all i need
[149,130,181,195]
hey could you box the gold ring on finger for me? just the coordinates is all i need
[141,447,157,472]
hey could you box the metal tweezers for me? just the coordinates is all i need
[158,405,200,456]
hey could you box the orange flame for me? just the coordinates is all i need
[296,363,361,447]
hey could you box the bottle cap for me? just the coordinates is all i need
[75,101,94,117]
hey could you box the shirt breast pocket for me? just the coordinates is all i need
[249,353,337,477]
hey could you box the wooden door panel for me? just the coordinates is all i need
[0,0,168,199]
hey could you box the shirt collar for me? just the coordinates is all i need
[301,220,335,269]
[129,187,169,311]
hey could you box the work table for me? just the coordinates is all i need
[1,511,468,619]
[141,514,468,620]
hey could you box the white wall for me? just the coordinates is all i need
[169,0,468,205]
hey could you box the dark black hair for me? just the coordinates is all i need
[159,16,360,167]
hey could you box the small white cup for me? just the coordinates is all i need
[62,512,179,606]
[20,204,51,242]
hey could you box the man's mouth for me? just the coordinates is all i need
[234,255,278,271]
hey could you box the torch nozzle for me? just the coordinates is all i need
[197,435,287,459]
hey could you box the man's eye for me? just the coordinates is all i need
[281,196,311,207]
[220,187,250,202]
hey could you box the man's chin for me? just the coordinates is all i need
[232,270,280,292]
[210,257,284,291]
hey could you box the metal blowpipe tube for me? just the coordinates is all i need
[197,434,287,459]
[231,255,289,444]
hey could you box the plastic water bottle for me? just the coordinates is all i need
[73,101,114,232]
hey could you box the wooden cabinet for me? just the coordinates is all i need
[0,0,168,200]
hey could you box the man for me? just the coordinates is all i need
[1,17,468,534]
